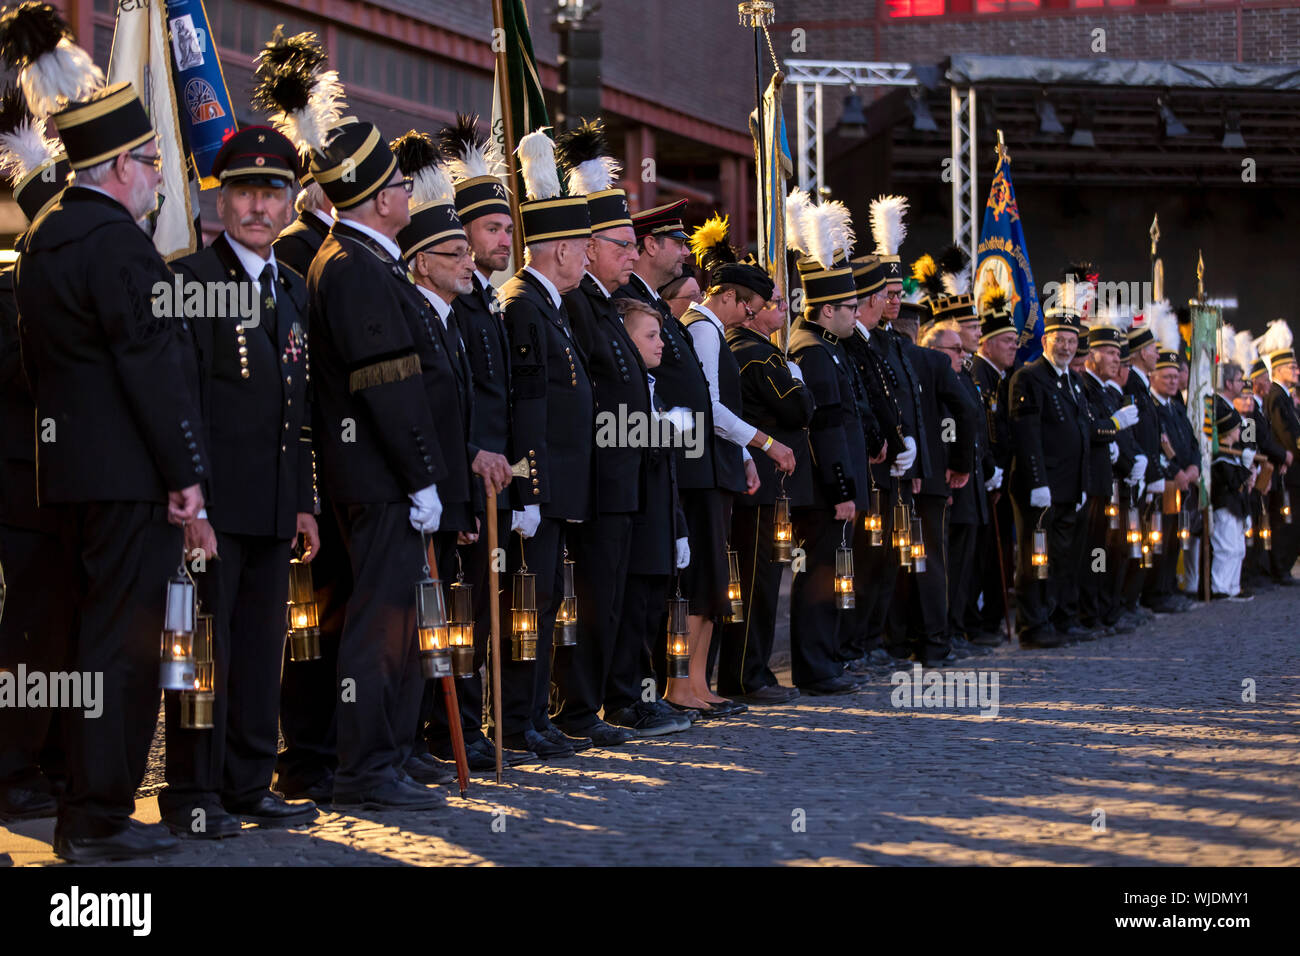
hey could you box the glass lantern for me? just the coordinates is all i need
[864,488,883,547]
[554,556,578,647]
[180,612,215,730]
[893,501,912,569]
[512,571,538,661]
[666,594,690,678]
[834,545,855,609]
[447,579,475,677]
[910,516,926,574]
[1283,489,1293,525]
[1260,510,1273,552]
[1126,506,1143,559]
[773,495,793,563]
[1106,480,1121,530]
[416,574,451,679]
[1032,528,1048,580]
[725,549,744,622]
[1147,512,1164,556]
[160,568,197,691]
[1177,508,1192,550]
[286,556,321,662]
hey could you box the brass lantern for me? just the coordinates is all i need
[834,540,855,609]
[773,495,793,563]
[447,577,475,677]
[554,554,578,648]
[180,612,215,730]
[864,488,884,547]
[725,549,744,622]
[909,516,927,574]
[1283,489,1293,525]
[1032,528,1049,580]
[666,593,690,678]
[1126,506,1143,559]
[160,565,197,691]
[1106,480,1121,530]
[512,569,538,661]
[893,500,912,569]
[286,556,321,662]
[1177,508,1192,550]
[416,573,451,679]
[1147,512,1164,556]
[1260,510,1273,552]
[1246,522,1254,542]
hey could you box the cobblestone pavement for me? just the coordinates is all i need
[4,586,1298,867]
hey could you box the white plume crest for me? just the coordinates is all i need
[819,199,855,259]
[567,155,621,198]
[412,161,456,207]
[1145,299,1180,351]
[785,187,812,253]
[0,116,57,181]
[869,194,908,256]
[941,264,971,297]
[806,200,837,269]
[1234,329,1259,369]
[1216,324,1237,366]
[516,128,560,201]
[22,40,103,122]
[1256,318,1293,358]
[447,135,505,182]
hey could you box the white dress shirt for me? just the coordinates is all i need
[686,302,758,455]
[417,284,453,328]
[224,232,277,301]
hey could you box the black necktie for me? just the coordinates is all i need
[258,264,278,338]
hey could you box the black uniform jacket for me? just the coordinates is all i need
[0,266,52,531]
[726,325,814,507]
[842,325,904,488]
[1008,356,1089,504]
[1124,368,1164,484]
[307,222,445,505]
[1265,382,1300,490]
[629,381,690,576]
[173,233,314,538]
[971,353,1012,471]
[274,211,331,280]
[949,366,993,525]
[788,317,869,510]
[1154,392,1199,480]
[912,344,977,498]
[566,273,649,514]
[500,268,594,521]
[1080,369,1138,497]
[14,187,208,504]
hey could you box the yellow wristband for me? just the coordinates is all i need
[761,435,774,452]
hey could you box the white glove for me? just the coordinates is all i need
[675,536,691,570]
[787,362,805,384]
[1030,486,1051,508]
[1241,447,1256,470]
[1109,442,1119,464]
[510,504,541,539]
[1076,490,1088,512]
[653,406,696,437]
[1127,454,1148,485]
[890,435,917,476]
[408,484,442,532]
[1148,478,1166,494]
[986,465,1004,492]
[1110,404,1140,429]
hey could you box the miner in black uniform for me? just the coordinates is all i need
[390,131,513,777]
[549,121,676,741]
[787,251,869,694]
[1078,319,1142,633]
[1241,348,1288,590]
[15,81,207,860]
[719,282,812,704]
[965,287,1016,645]
[158,127,320,837]
[497,130,596,758]
[1007,307,1091,648]
[1260,322,1300,584]
[1145,341,1200,613]
[305,119,451,810]
[0,110,72,822]
[275,177,333,280]
[1120,321,1166,620]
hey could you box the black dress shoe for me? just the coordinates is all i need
[967,629,1006,647]
[225,792,319,827]
[558,718,635,747]
[503,728,574,759]
[162,805,243,839]
[1019,626,1069,649]
[461,738,536,771]
[333,777,444,811]
[799,675,859,696]
[694,698,748,718]
[867,647,899,665]
[731,684,800,705]
[53,823,179,862]
[0,785,58,821]
[1273,575,1297,587]
[1106,617,1136,634]
[403,755,457,785]
[605,702,691,736]
[921,651,962,667]
[535,718,593,752]
[662,700,703,721]
[280,773,333,805]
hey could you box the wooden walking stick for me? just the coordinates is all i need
[428,538,470,796]
[486,491,503,785]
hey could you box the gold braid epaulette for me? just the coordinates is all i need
[349,353,421,394]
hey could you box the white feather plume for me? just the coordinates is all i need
[1216,324,1236,366]
[806,201,837,270]
[412,161,456,208]
[941,264,971,296]
[21,39,103,121]
[445,131,505,182]
[785,187,812,254]
[0,116,57,181]
[567,155,620,198]
[1146,299,1180,351]
[516,128,560,201]
[1256,318,1293,358]
[869,194,908,256]
[819,199,855,259]
[1235,330,1258,369]
[274,70,346,157]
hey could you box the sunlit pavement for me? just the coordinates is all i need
[4,587,1298,866]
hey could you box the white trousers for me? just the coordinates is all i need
[1211,509,1246,597]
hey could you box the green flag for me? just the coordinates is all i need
[492,0,549,196]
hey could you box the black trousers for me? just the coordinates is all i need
[51,502,178,839]
[161,532,292,815]
[1078,497,1116,627]
[1142,511,1180,606]
[718,503,782,695]
[1270,484,1300,579]
[788,507,847,687]
[847,485,898,658]
[1012,495,1083,638]
[1244,488,1268,580]
[333,501,426,793]
[417,529,467,755]
[553,513,633,728]
[608,572,668,712]
[973,492,1014,633]
[947,519,980,640]
[276,497,347,790]
[1051,496,1093,631]
[886,492,949,661]
[0,521,76,788]
[1121,494,1157,612]
[496,517,566,737]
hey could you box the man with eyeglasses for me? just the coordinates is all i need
[551,122,686,741]
[392,132,514,778]
[14,78,207,860]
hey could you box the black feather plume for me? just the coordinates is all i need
[436,113,483,160]
[254,26,328,79]
[390,129,439,177]
[938,243,970,279]
[0,85,32,135]
[0,2,70,70]
[553,119,608,174]
[1062,260,1095,283]
[250,68,312,118]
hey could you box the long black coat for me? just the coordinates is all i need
[912,344,978,499]
[14,187,208,504]
[971,353,1012,471]
[1264,381,1300,490]
[842,325,904,488]
[1008,356,1089,505]
[1080,370,1138,497]
[273,211,330,280]
[0,267,50,531]
[788,317,869,509]
[949,367,993,524]
[173,234,315,538]
[1124,368,1165,484]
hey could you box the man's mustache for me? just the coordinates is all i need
[239,214,274,228]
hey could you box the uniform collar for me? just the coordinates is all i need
[1046,356,1069,377]
[223,231,277,286]
[584,271,611,299]
[310,208,335,229]
[337,216,403,262]
[854,321,870,342]
[976,352,1005,379]
[523,265,563,310]
[1152,390,1170,407]
[1131,366,1150,387]
[1085,367,1106,388]
[417,284,453,325]
[629,271,662,302]
[690,301,724,332]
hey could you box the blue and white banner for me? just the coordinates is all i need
[973,142,1041,364]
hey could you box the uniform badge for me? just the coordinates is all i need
[285,322,305,364]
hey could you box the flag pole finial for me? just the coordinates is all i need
[1196,250,1205,304]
